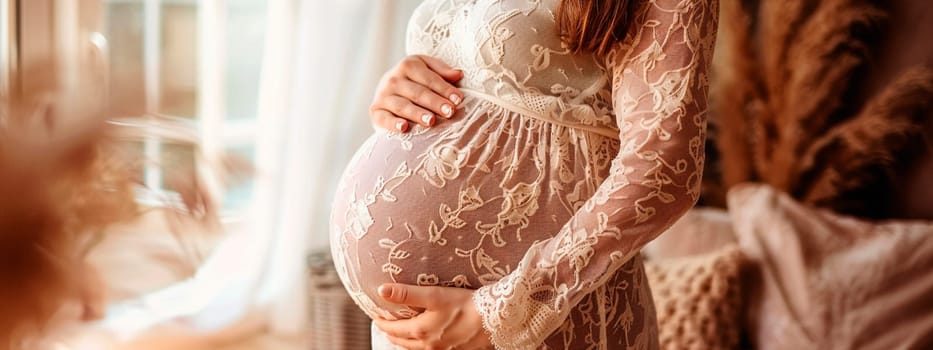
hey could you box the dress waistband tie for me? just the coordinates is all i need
[460,88,620,139]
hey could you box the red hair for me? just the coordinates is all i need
[556,0,638,56]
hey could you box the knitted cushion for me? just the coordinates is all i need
[645,245,746,350]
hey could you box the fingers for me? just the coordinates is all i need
[379,283,443,308]
[376,316,452,350]
[369,55,465,133]
[384,337,458,350]
[374,286,489,350]
[390,78,458,119]
[400,58,463,115]
[419,55,464,82]
[370,109,409,133]
[380,95,437,127]
[385,335,424,350]
[374,317,430,341]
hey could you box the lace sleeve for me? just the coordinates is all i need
[471,0,719,348]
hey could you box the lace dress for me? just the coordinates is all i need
[329,0,718,348]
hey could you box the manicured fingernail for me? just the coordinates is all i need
[396,121,406,131]
[378,285,390,297]
[450,94,462,106]
[422,113,434,125]
[441,104,452,116]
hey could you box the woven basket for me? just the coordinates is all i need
[308,250,372,350]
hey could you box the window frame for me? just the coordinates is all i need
[0,0,17,100]
[6,0,260,219]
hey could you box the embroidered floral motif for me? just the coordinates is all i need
[330,0,717,348]
[418,145,469,187]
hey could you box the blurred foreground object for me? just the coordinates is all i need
[0,67,127,347]
[0,63,220,348]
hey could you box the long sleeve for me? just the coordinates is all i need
[471,0,720,348]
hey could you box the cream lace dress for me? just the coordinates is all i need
[329,0,718,348]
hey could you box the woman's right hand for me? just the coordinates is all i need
[370,55,464,133]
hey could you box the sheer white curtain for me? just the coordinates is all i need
[100,0,421,339]
[305,0,423,252]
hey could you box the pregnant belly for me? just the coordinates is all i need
[329,116,586,320]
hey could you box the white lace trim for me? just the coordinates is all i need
[461,88,620,139]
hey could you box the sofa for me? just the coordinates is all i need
[642,184,933,349]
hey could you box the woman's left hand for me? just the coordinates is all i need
[374,283,494,350]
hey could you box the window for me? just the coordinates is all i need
[0,0,15,99]
[102,0,266,214]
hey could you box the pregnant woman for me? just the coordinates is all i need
[330,0,718,348]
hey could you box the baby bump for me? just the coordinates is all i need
[330,124,575,320]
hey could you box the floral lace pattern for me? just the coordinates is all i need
[329,0,718,349]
